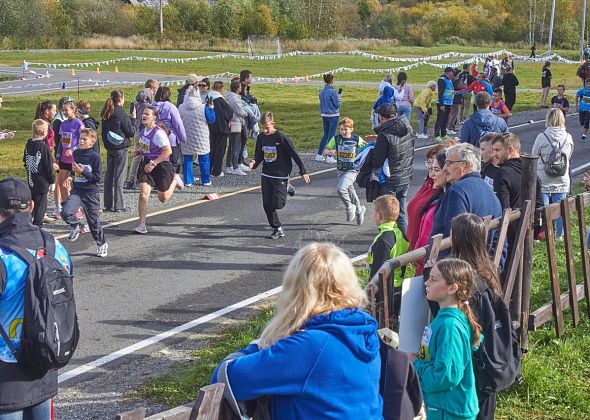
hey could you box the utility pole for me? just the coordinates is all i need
[159,0,164,35]
[582,0,588,60]
[548,0,556,53]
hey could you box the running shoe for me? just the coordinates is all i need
[123,181,135,190]
[325,156,337,164]
[238,163,250,172]
[53,206,62,220]
[68,224,81,242]
[134,223,148,234]
[214,172,225,178]
[268,227,285,239]
[447,129,456,135]
[96,243,108,258]
[202,181,212,186]
[582,134,587,143]
[346,204,357,222]
[174,173,185,190]
[287,183,296,197]
[356,205,366,226]
[416,134,428,139]
[314,154,326,162]
[81,224,90,234]
[232,169,248,176]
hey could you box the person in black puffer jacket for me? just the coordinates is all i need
[370,103,415,236]
[100,90,136,212]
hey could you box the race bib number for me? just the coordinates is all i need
[582,95,590,104]
[263,145,277,163]
[417,325,432,361]
[139,137,151,152]
[61,132,73,146]
[337,143,356,162]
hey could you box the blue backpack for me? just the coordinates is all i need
[0,230,79,376]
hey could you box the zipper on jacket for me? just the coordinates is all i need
[54,322,61,357]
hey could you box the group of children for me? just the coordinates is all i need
[23,117,107,257]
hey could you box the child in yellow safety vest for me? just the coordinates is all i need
[367,195,408,318]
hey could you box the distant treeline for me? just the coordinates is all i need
[0,0,583,49]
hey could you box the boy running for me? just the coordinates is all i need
[324,117,367,225]
[249,112,310,239]
[60,128,108,257]
[576,78,590,142]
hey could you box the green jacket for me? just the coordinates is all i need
[414,307,480,419]
[367,221,408,287]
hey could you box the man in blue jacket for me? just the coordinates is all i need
[431,144,502,251]
[460,92,508,148]
[0,177,73,418]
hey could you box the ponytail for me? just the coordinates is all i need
[100,90,124,120]
[459,300,482,347]
[435,258,482,347]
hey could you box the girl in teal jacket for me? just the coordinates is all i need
[411,258,482,419]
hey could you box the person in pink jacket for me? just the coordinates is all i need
[414,151,448,275]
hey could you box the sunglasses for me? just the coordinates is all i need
[197,84,208,87]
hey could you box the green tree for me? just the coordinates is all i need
[212,0,245,39]
[245,4,278,36]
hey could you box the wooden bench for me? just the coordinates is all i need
[115,383,230,420]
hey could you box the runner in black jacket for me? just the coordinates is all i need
[249,112,310,239]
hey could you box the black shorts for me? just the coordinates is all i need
[59,161,72,171]
[579,111,590,129]
[137,157,174,192]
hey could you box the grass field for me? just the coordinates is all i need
[0,85,547,180]
[0,46,584,89]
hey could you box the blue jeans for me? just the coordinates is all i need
[318,116,339,156]
[378,183,409,236]
[397,104,412,122]
[542,192,567,238]
[0,399,51,420]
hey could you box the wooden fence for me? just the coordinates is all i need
[367,156,590,346]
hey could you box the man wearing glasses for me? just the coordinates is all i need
[430,143,502,250]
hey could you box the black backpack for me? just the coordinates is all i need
[541,133,568,177]
[472,279,522,394]
[0,230,79,376]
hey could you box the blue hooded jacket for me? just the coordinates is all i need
[212,308,383,419]
[373,85,395,110]
[460,109,508,148]
[319,85,341,115]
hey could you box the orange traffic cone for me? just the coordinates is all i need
[96,67,101,74]
[277,78,283,84]
[69,68,76,76]
[293,76,300,83]
[304,75,310,82]
[114,66,119,73]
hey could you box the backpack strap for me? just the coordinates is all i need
[0,240,36,266]
[39,229,56,258]
[0,323,17,356]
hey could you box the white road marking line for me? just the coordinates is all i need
[58,251,369,384]
[572,161,590,175]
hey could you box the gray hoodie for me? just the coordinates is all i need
[531,127,573,193]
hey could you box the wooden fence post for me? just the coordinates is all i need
[561,198,580,327]
[519,154,538,349]
[576,194,590,318]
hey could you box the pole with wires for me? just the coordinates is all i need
[582,0,588,60]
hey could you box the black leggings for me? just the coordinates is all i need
[261,176,287,229]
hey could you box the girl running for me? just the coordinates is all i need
[411,258,482,420]
[249,112,309,239]
[134,106,182,234]
[57,100,85,206]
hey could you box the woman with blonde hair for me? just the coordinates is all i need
[212,242,383,419]
[532,107,573,238]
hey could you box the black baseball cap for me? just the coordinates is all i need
[0,177,31,210]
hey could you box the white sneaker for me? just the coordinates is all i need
[417,133,428,139]
[314,154,326,162]
[238,163,250,172]
[134,223,147,234]
[96,243,108,257]
[225,166,233,174]
[233,168,248,176]
[215,171,225,178]
[346,205,357,222]
[325,156,337,164]
[356,205,366,226]
[174,173,184,190]
[447,129,456,135]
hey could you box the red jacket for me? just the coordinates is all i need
[406,178,436,250]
